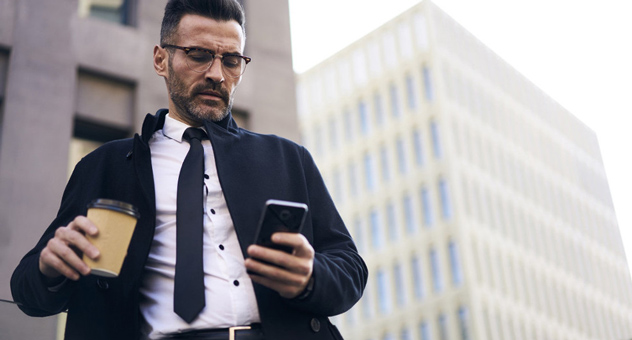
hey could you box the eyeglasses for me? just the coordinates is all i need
[162,44,252,78]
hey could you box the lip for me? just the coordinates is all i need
[198,91,224,100]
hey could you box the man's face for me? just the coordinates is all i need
[159,14,245,125]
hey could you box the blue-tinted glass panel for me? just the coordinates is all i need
[374,92,384,124]
[380,145,390,181]
[344,109,353,141]
[376,269,392,314]
[389,83,401,117]
[348,162,358,197]
[370,209,382,249]
[430,121,442,159]
[458,306,470,340]
[421,186,434,227]
[403,195,416,234]
[364,153,376,191]
[438,314,448,340]
[328,117,338,149]
[396,137,408,174]
[430,248,443,292]
[423,66,434,101]
[394,263,406,306]
[413,129,424,166]
[359,100,370,135]
[386,202,398,241]
[449,241,463,286]
[439,178,452,219]
[412,256,425,299]
[406,74,417,109]
[401,328,413,340]
[420,321,431,340]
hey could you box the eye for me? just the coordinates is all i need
[187,50,213,63]
[222,55,241,68]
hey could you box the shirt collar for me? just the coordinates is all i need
[163,114,204,143]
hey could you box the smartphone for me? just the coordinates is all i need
[252,199,308,253]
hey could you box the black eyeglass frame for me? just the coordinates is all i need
[161,44,252,78]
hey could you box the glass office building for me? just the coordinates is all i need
[297,1,632,339]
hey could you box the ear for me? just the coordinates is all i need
[153,45,169,78]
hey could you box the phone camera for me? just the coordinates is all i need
[279,210,291,220]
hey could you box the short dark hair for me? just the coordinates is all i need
[160,0,246,46]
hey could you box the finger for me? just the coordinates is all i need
[245,256,311,285]
[57,224,100,260]
[47,237,92,276]
[40,240,85,280]
[270,233,314,258]
[70,216,99,236]
[248,273,306,299]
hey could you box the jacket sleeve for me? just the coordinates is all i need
[10,157,90,316]
[283,147,368,316]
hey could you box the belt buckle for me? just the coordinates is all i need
[229,326,251,340]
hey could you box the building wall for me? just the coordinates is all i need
[0,0,297,337]
[297,1,632,340]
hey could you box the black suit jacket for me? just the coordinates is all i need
[11,109,368,340]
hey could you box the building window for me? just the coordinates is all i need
[359,100,370,135]
[344,109,354,142]
[430,247,443,292]
[394,263,407,306]
[380,144,391,181]
[389,83,401,117]
[328,117,338,149]
[421,186,434,227]
[413,129,424,167]
[419,321,431,340]
[403,194,416,234]
[348,161,358,197]
[400,328,412,340]
[370,209,383,249]
[438,314,448,340]
[373,92,384,124]
[458,306,470,340]
[423,66,434,101]
[382,333,395,340]
[362,280,374,319]
[449,241,463,286]
[376,269,392,314]
[405,74,417,110]
[396,137,408,174]
[78,0,136,26]
[411,255,425,299]
[386,202,398,241]
[364,152,376,191]
[439,178,452,219]
[353,217,365,254]
[430,120,442,159]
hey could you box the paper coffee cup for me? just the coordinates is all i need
[83,199,140,277]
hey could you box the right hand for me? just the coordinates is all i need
[39,216,100,281]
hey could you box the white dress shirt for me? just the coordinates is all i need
[139,114,260,339]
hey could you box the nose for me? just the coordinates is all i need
[204,56,224,83]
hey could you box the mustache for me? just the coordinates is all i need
[193,83,229,101]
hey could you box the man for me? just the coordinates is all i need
[10,0,368,339]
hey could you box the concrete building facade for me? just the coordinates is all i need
[297,1,632,339]
[0,0,297,338]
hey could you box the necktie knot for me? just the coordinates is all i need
[183,127,207,143]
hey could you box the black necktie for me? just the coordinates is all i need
[174,127,207,323]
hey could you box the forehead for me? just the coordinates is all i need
[175,14,244,51]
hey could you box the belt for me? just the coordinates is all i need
[161,324,264,340]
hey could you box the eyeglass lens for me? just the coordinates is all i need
[185,50,245,77]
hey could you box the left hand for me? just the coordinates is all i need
[245,232,314,299]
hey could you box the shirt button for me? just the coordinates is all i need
[233,280,240,287]
[204,174,209,179]
[219,244,225,250]
[210,209,216,214]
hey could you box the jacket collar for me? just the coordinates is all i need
[139,108,238,145]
